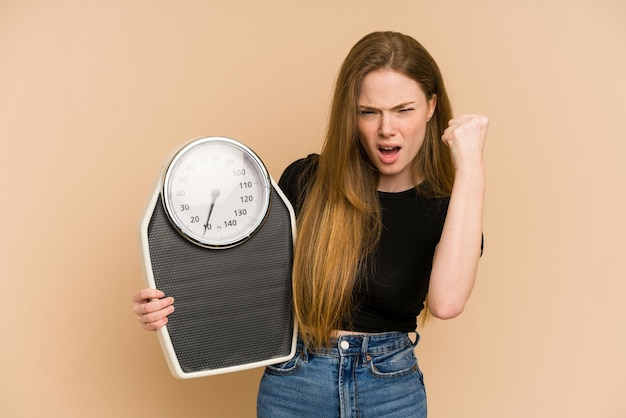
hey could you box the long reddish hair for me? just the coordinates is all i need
[292,31,454,348]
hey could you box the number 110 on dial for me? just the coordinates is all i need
[162,137,271,249]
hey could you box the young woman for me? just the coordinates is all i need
[133,31,488,417]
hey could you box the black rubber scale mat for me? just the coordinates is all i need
[145,187,295,377]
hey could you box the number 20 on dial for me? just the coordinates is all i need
[162,137,271,248]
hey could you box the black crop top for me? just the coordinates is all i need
[278,154,450,333]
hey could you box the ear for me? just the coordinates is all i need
[427,94,437,121]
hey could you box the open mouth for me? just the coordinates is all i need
[377,146,401,164]
[379,146,400,155]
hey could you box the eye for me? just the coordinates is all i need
[359,109,376,116]
[399,107,415,114]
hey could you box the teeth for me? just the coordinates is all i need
[380,146,395,150]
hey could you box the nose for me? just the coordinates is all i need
[378,114,395,137]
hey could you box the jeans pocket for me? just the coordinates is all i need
[264,352,303,376]
[367,345,421,380]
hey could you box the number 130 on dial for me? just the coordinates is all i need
[162,137,271,249]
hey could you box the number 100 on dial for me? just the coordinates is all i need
[162,137,271,249]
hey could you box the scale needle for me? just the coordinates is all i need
[203,189,220,235]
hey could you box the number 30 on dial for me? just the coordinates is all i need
[161,137,271,249]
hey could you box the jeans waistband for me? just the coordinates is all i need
[298,331,418,358]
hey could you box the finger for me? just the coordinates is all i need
[133,296,175,316]
[131,288,164,303]
[453,114,489,129]
[141,316,170,331]
[444,115,489,143]
[138,304,175,325]
[441,127,456,146]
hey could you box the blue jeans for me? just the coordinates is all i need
[257,332,427,417]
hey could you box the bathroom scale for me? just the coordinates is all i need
[139,136,297,378]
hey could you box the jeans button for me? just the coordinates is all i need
[340,340,350,350]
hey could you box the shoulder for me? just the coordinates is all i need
[279,154,319,186]
[278,154,319,212]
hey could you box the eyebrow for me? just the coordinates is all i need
[357,101,417,111]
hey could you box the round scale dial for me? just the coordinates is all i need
[162,137,271,248]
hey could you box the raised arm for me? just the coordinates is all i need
[427,114,489,319]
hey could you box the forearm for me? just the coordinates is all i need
[427,166,485,319]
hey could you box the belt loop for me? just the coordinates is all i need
[299,339,309,362]
[296,337,309,363]
[361,335,369,363]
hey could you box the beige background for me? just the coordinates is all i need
[1,1,625,417]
